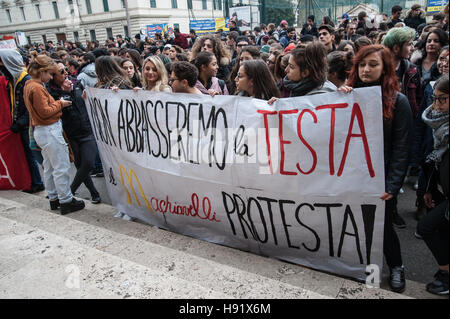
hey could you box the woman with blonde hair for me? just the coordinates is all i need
[140,55,171,92]
[23,55,85,214]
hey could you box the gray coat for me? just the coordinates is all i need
[77,63,97,88]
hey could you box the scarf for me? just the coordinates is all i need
[422,105,449,165]
[282,77,319,97]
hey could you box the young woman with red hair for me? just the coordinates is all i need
[344,45,413,293]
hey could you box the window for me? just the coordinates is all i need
[124,25,129,37]
[20,7,26,21]
[35,4,42,20]
[218,0,222,10]
[174,23,180,30]
[121,0,125,8]
[68,0,75,15]
[5,9,12,23]
[42,35,47,43]
[171,0,177,9]
[202,0,207,10]
[187,0,192,9]
[26,36,32,45]
[90,30,96,41]
[53,1,60,19]
[85,0,92,14]
[103,0,109,12]
[73,31,79,42]
[106,28,113,39]
[150,0,156,8]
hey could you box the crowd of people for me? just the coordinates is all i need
[0,3,448,296]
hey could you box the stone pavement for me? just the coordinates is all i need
[0,190,444,299]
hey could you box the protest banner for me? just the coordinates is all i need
[190,18,230,34]
[427,0,448,13]
[0,39,17,49]
[85,87,385,281]
[229,6,251,30]
[146,24,168,38]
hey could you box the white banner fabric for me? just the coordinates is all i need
[85,87,385,281]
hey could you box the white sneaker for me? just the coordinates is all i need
[122,214,133,221]
[399,188,404,194]
[414,181,419,190]
[114,211,124,218]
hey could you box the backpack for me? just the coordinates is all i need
[218,79,226,94]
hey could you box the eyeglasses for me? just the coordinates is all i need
[237,44,247,47]
[59,68,68,74]
[432,95,449,104]
[169,77,179,83]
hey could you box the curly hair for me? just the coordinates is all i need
[347,45,400,120]
[191,35,230,65]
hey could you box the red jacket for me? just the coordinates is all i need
[173,33,189,49]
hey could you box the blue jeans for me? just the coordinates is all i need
[33,120,73,204]
[20,129,43,187]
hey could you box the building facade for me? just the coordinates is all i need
[0,0,225,45]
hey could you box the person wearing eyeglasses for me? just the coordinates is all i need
[266,50,282,80]
[416,74,449,296]
[24,55,85,214]
[46,59,102,205]
[413,46,449,222]
[169,61,202,94]
[235,60,280,100]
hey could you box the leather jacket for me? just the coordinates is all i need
[383,93,413,195]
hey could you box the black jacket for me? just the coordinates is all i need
[46,81,93,140]
[427,149,449,199]
[383,93,413,195]
[7,73,30,133]
[301,23,318,37]
[404,15,426,30]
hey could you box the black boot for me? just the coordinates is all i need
[60,198,85,215]
[49,199,60,210]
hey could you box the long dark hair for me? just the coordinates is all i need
[121,58,141,87]
[240,60,280,100]
[95,56,131,88]
[422,28,449,60]
[347,45,399,120]
[192,51,216,85]
[290,41,327,86]
[126,49,142,70]
[192,51,215,74]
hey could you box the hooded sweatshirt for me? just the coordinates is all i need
[0,49,30,132]
[77,62,97,88]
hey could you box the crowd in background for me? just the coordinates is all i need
[0,2,449,296]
